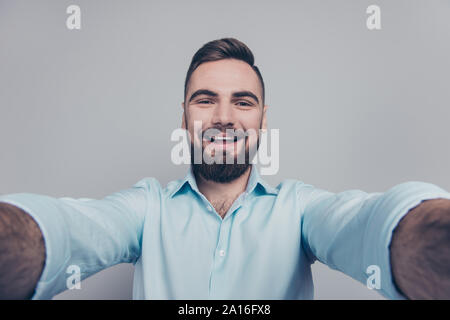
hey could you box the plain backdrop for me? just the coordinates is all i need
[1,0,449,299]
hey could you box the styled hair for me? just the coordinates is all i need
[184,38,265,104]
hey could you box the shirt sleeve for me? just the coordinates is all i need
[298,180,450,300]
[0,177,154,300]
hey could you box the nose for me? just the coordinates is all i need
[211,101,234,127]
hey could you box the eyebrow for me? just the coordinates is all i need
[188,89,260,104]
[188,89,218,103]
[231,91,259,104]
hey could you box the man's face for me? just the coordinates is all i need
[182,59,267,182]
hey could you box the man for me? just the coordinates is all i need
[0,38,449,300]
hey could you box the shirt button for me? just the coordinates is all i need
[207,205,213,212]
[219,250,226,257]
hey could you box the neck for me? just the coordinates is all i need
[195,165,252,202]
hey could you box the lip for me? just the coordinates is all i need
[206,139,239,152]
[202,133,246,153]
[202,131,245,143]
[204,136,238,144]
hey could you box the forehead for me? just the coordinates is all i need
[188,59,262,100]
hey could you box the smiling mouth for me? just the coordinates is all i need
[203,129,245,144]
[203,132,250,144]
[205,135,238,143]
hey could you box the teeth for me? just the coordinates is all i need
[207,136,237,142]
[215,136,233,140]
[204,132,245,142]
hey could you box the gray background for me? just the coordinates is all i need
[1,0,449,299]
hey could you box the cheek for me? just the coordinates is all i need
[240,112,263,147]
[187,108,213,125]
[239,111,263,131]
[186,110,211,145]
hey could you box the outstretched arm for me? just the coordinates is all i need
[0,177,154,299]
[390,198,450,299]
[0,203,45,299]
[300,180,450,299]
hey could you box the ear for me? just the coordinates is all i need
[261,105,268,130]
[181,102,186,129]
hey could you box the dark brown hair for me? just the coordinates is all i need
[184,38,265,104]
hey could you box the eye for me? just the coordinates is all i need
[236,101,253,107]
[198,100,213,104]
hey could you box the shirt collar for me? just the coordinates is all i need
[169,165,278,198]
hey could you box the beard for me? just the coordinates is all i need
[190,134,259,183]
[192,159,250,183]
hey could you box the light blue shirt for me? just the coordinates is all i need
[1,165,449,300]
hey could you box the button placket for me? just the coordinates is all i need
[209,218,232,297]
[215,219,230,260]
